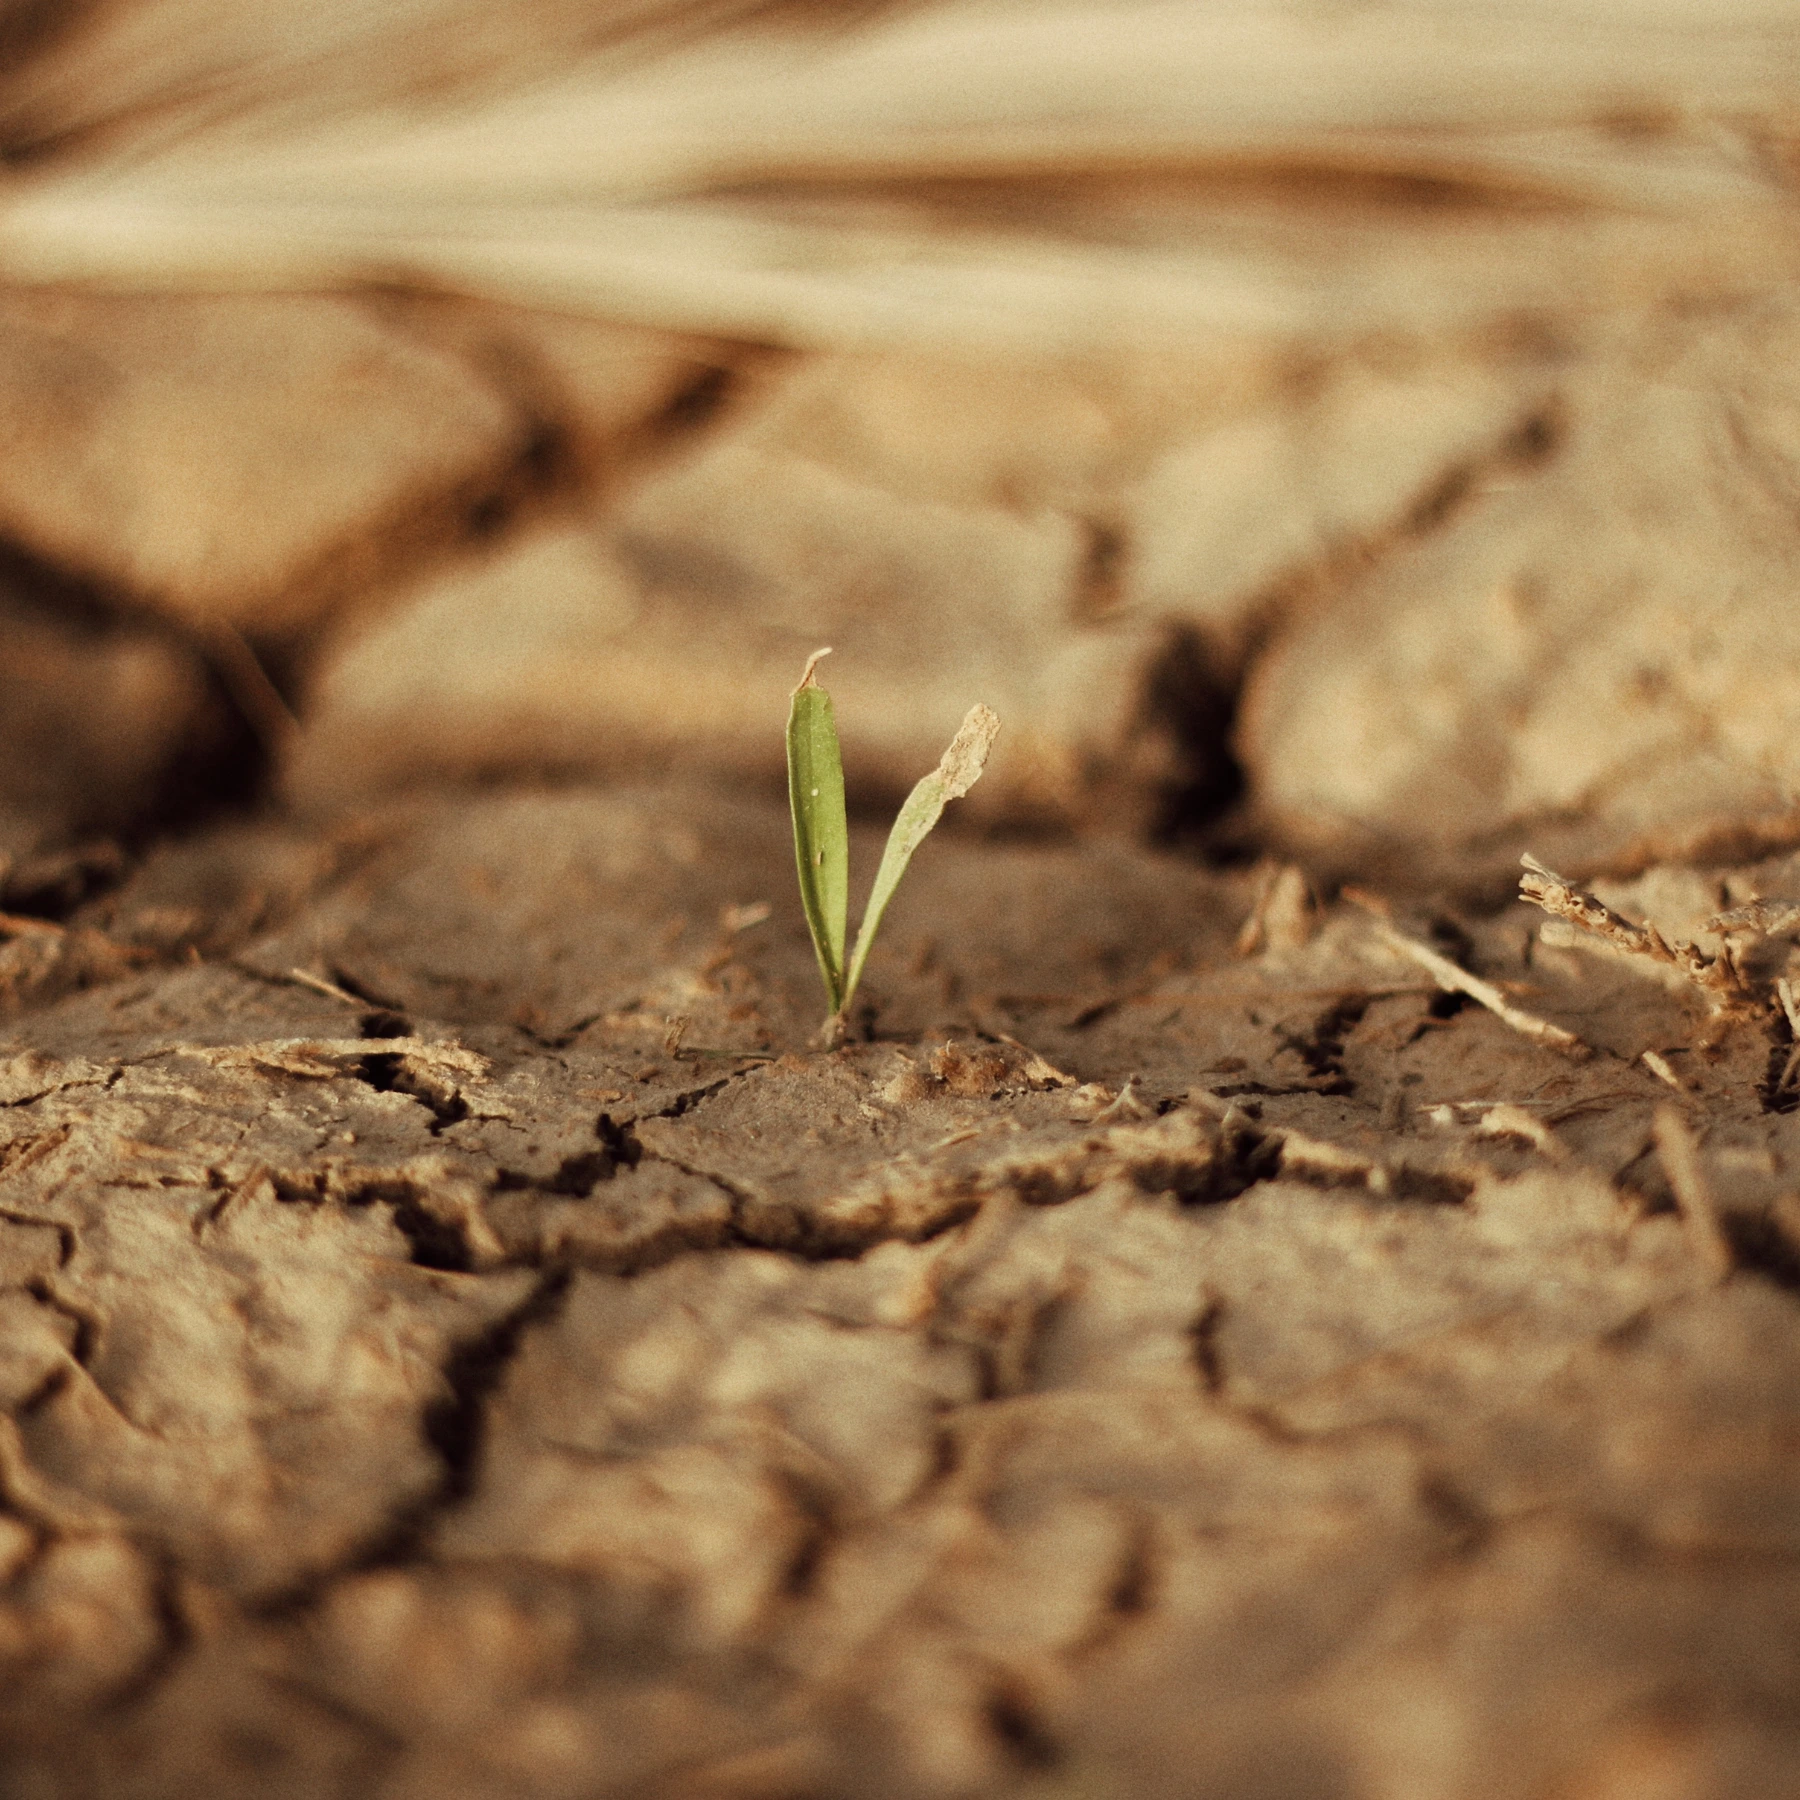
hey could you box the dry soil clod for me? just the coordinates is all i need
[1234,862,1315,958]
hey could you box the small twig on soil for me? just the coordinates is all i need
[1651,1104,1735,1283]
[0,912,65,938]
[1773,978,1800,1095]
[202,619,299,753]
[286,967,365,1007]
[1350,898,1587,1057]
[1519,854,1748,1011]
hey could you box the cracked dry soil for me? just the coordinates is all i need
[3,780,1800,1800]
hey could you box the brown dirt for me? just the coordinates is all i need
[4,5,1800,1795]
[2,779,1799,1798]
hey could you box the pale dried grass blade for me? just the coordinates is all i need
[1366,915,1588,1057]
[19,1,1800,202]
[6,2,1800,356]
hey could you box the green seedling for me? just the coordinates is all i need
[787,648,999,1040]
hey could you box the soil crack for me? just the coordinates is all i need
[492,1112,644,1198]
[1271,993,1372,1094]
[252,1266,571,1616]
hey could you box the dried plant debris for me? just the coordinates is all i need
[8,0,1800,359]
[1712,897,1800,941]
[1519,854,1751,1012]
[1360,901,1589,1058]
[1233,861,1315,959]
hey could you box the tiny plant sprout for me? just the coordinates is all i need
[786,648,999,1041]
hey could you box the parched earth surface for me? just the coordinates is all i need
[5,3,1800,1794]
[3,779,1800,1800]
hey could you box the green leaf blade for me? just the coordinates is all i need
[787,650,849,1013]
[842,703,999,1012]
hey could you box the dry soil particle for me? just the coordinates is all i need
[0,289,530,633]
[280,341,1559,836]
[1240,297,1800,876]
[0,779,1798,1799]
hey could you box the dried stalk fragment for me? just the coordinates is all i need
[1772,977,1800,1095]
[1706,897,1800,939]
[1778,977,1800,1040]
[1651,1105,1735,1283]
[1519,854,1747,1008]
[1362,913,1587,1057]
